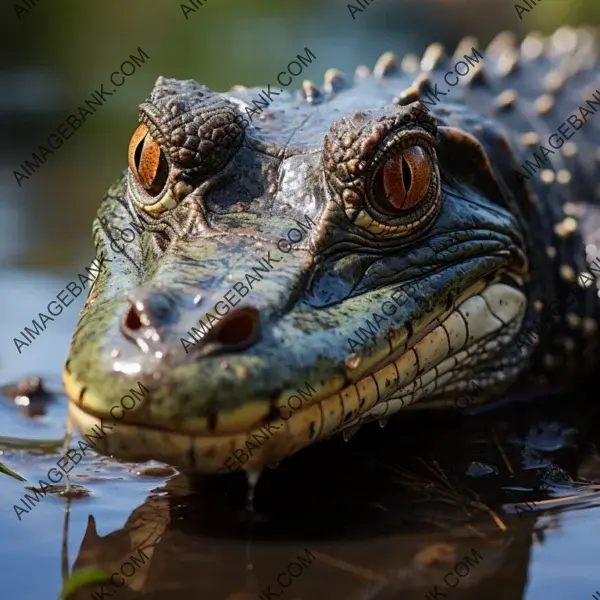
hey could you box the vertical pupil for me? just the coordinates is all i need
[134,137,145,171]
[401,156,412,192]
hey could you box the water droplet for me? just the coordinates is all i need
[245,469,262,511]
[378,417,390,428]
[342,423,362,442]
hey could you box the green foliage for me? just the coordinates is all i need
[59,569,111,600]
[529,0,600,28]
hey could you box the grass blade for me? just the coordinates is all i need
[0,460,26,482]
[59,569,111,599]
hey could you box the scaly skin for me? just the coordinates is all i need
[64,28,600,473]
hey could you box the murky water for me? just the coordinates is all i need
[2,1,600,599]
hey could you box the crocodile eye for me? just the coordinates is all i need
[128,124,169,196]
[379,146,431,213]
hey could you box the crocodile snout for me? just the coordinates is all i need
[121,289,261,357]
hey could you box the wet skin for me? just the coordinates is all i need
[64,30,600,472]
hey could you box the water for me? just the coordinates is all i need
[2,1,600,598]
[3,271,600,598]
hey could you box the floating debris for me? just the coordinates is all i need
[0,376,55,418]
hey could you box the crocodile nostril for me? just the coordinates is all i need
[121,293,178,339]
[123,304,143,331]
[206,307,261,350]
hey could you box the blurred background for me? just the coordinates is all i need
[1,0,598,271]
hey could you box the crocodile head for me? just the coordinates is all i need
[65,47,540,473]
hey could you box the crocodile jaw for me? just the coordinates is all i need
[64,281,525,473]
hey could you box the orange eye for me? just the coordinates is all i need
[381,146,431,211]
[128,123,169,196]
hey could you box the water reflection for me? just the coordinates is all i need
[56,391,600,600]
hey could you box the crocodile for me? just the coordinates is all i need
[64,27,600,474]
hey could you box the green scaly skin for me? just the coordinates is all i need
[64,29,600,473]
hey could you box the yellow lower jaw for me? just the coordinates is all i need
[64,354,395,471]
[64,371,366,473]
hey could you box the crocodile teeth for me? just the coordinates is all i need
[378,417,390,428]
[343,282,526,425]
